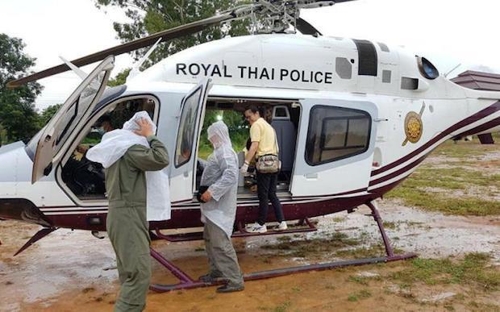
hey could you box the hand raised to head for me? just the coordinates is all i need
[134,118,154,137]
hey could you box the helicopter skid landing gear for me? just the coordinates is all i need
[150,201,416,292]
[365,200,408,260]
[149,248,207,292]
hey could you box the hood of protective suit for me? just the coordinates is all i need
[207,121,231,149]
[87,111,156,168]
[86,111,171,221]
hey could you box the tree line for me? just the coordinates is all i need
[0,34,56,145]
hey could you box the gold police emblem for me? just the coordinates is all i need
[402,103,425,146]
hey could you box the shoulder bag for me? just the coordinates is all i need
[255,128,280,173]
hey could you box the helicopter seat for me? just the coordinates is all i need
[271,105,296,181]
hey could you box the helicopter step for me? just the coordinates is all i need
[149,201,417,292]
[151,218,317,242]
[233,218,318,237]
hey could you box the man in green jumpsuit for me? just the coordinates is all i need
[88,113,169,311]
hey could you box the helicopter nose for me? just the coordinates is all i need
[0,141,33,186]
[0,142,51,226]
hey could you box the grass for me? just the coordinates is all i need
[348,275,370,285]
[260,232,361,258]
[273,301,291,312]
[347,289,372,302]
[386,139,500,216]
[386,188,500,216]
[334,245,386,259]
[388,253,500,291]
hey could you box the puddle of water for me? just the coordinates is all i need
[0,228,117,305]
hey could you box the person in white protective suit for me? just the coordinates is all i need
[86,111,170,311]
[197,120,245,293]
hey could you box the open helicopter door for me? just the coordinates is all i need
[169,79,212,203]
[31,56,114,184]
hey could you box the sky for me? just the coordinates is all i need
[0,0,133,110]
[1,0,500,111]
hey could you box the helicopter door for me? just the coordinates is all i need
[169,79,212,203]
[31,56,114,184]
[290,99,378,197]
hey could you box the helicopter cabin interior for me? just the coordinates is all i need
[201,97,300,198]
[59,94,301,202]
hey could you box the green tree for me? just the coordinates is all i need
[94,0,250,64]
[0,34,43,144]
[108,68,131,87]
[94,1,252,150]
[39,104,63,125]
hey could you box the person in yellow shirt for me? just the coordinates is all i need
[240,105,287,233]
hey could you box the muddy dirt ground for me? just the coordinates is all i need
[1,147,500,311]
[2,204,499,312]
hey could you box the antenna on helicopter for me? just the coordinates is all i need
[445,63,462,78]
[127,38,163,82]
[59,56,88,80]
[59,56,102,91]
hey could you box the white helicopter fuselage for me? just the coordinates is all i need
[1,34,500,231]
[130,34,500,196]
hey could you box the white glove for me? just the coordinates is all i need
[240,162,249,173]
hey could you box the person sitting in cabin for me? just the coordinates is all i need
[63,115,116,196]
[76,115,115,155]
[197,120,244,293]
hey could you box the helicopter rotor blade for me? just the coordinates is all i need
[293,0,357,35]
[7,12,236,88]
[296,0,357,9]
[7,0,358,88]
[295,17,322,36]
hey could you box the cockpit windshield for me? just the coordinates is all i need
[25,127,43,160]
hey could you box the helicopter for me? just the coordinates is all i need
[2,0,500,292]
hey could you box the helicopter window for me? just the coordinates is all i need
[417,56,439,80]
[56,99,78,145]
[25,128,44,160]
[306,105,371,166]
[353,39,378,76]
[175,88,202,167]
[401,77,419,90]
[335,57,352,79]
[382,70,391,83]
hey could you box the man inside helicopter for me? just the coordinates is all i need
[76,115,115,154]
[61,98,157,199]
[61,115,116,198]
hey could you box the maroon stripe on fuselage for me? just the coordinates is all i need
[366,179,403,198]
[43,192,380,233]
[371,100,500,177]
[368,154,427,187]
[454,116,500,138]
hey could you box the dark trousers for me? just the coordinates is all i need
[203,219,244,286]
[256,171,284,225]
